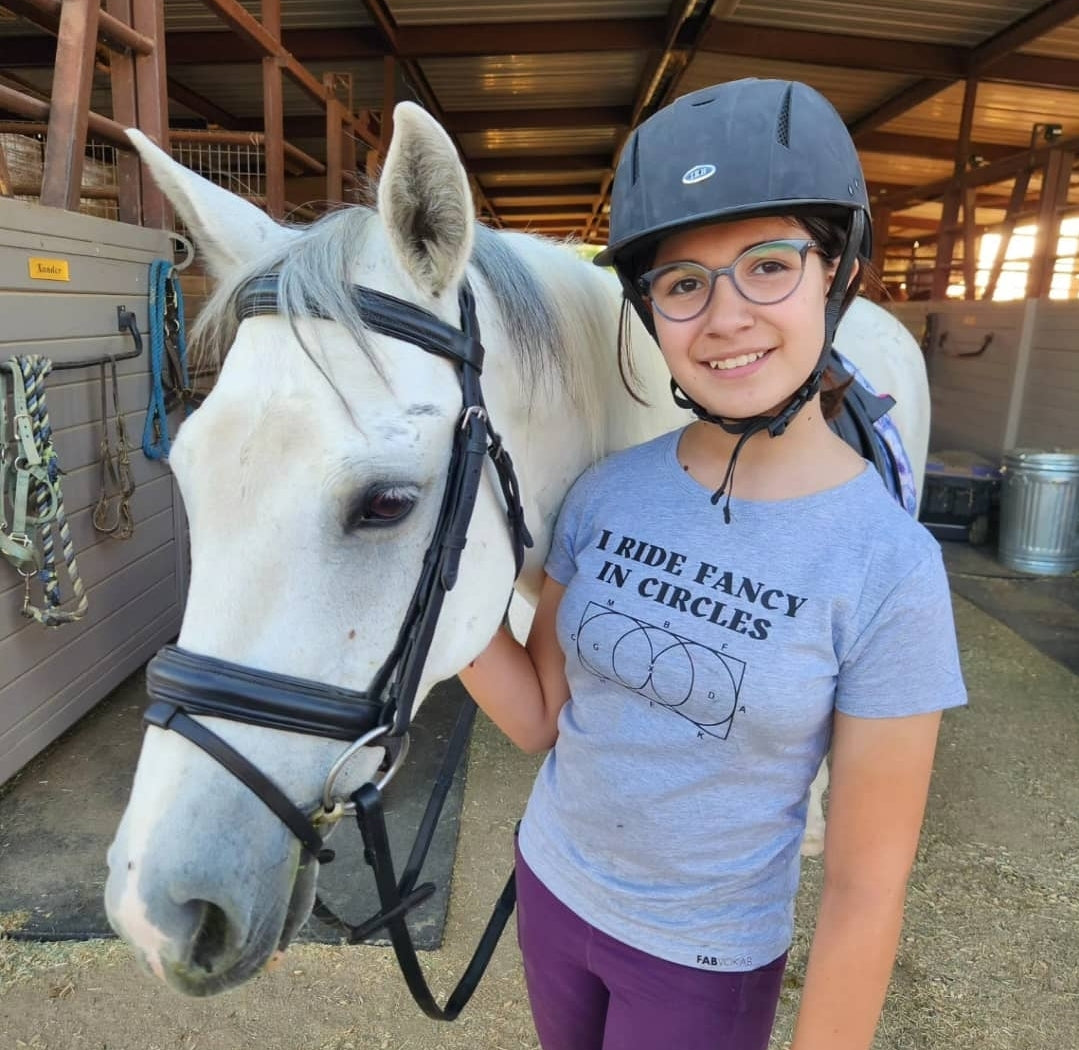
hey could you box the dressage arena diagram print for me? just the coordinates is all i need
[575,602,746,739]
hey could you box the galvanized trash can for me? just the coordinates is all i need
[998,450,1079,575]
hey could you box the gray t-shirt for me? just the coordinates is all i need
[518,427,967,972]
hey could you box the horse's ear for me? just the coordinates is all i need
[377,102,474,298]
[125,129,297,280]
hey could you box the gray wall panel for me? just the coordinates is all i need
[0,541,177,699]
[0,199,187,786]
[1018,301,1079,450]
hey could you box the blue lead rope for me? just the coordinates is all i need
[143,258,189,460]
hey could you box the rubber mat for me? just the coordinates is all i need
[0,668,472,948]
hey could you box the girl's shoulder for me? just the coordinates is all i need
[585,429,677,486]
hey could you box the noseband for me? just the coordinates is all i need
[142,276,531,1019]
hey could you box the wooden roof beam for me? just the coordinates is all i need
[499,209,595,222]
[360,0,500,226]
[468,155,613,175]
[4,17,1079,91]
[699,21,962,79]
[879,131,1079,211]
[396,20,664,57]
[973,0,1079,71]
[198,0,328,107]
[849,80,951,138]
[857,132,1014,163]
[443,107,632,133]
[2,0,153,56]
[167,76,239,128]
[488,187,602,206]
[850,0,1079,137]
[585,0,716,241]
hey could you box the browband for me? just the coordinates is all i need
[236,274,485,373]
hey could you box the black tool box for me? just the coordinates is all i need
[918,451,1002,545]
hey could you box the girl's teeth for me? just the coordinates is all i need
[709,351,765,371]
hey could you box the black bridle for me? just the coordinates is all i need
[142,275,532,1020]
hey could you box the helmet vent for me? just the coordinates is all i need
[776,85,792,148]
[630,130,640,184]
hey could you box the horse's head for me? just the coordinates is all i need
[105,103,612,995]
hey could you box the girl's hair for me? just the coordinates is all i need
[616,210,877,420]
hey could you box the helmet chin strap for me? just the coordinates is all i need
[669,211,865,523]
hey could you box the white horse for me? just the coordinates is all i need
[105,102,929,996]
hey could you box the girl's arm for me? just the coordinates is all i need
[458,574,571,754]
[790,708,944,1050]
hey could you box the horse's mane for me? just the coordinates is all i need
[190,207,609,452]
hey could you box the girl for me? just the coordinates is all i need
[460,78,967,1050]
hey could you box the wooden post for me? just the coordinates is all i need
[261,0,285,218]
[931,77,978,299]
[131,0,169,228]
[380,56,396,159]
[1027,149,1073,299]
[962,186,978,299]
[106,0,142,224]
[0,136,11,197]
[871,205,891,294]
[931,191,960,299]
[983,168,1031,300]
[339,74,357,192]
[365,57,396,182]
[324,72,344,205]
[40,0,99,210]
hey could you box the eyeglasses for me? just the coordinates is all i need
[638,239,821,322]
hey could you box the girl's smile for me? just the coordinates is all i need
[650,216,836,422]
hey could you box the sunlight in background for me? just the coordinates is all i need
[946,217,1079,300]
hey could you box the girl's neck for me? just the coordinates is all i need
[676,397,864,501]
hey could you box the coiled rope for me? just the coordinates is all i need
[143,258,191,460]
[2,356,88,627]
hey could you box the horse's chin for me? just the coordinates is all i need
[154,858,320,997]
[278,854,320,950]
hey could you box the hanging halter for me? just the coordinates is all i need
[0,356,88,626]
[144,259,197,460]
[92,357,136,540]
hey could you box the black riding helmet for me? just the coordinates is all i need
[594,78,872,520]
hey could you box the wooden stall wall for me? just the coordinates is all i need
[1017,300,1079,450]
[888,299,1032,459]
[0,198,185,785]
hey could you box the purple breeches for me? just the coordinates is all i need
[515,846,787,1050]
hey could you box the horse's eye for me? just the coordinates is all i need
[345,485,418,530]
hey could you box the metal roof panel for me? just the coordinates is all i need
[1018,17,1079,58]
[388,0,669,25]
[458,126,620,156]
[724,0,1042,47]
[164,1,374,31]
[420,51,645,110]
[882,80,1079,147]
[678,53,915,120]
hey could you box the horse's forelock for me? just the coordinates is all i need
[190,208,603,444]
[189,206,379,373]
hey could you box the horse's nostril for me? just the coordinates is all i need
[190,902,231,974]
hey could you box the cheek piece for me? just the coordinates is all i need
[623,211,865,525]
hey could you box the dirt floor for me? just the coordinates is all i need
[2,592,1078,1050]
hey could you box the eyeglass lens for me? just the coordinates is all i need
[645,240,812,320]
